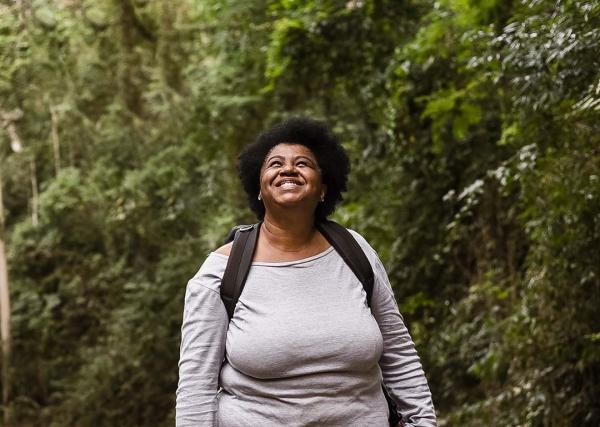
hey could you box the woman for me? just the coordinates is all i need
[176,118,437,426]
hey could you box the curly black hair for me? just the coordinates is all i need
[237,117,350,221]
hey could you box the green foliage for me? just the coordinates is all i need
[1,0,599,425]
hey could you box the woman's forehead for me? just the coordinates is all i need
[265,143,316,160]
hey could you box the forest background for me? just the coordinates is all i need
[0,0,599,426]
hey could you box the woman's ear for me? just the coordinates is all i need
[320,185,327,202]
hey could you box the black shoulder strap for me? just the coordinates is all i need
[220,223,260,320]
[316,220,375,306]
[220,220,375,320]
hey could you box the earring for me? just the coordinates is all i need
[258,193,262,201]
[320,195,325,202]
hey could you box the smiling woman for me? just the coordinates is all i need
[260,144,326,216]
[236,118,350,224]
[176,118,437,426]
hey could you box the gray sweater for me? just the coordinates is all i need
[176,230,437,426]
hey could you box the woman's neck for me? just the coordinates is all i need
[261,211,317,253]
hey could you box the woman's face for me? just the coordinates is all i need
[259,143,326,216]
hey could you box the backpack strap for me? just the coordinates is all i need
[220,220,375,319]
[316,220,375,306]
[221,223,261,320]
[315,221,398,425]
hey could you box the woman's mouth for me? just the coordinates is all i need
[276,179,302,188]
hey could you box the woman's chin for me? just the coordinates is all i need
[273,196,316,209]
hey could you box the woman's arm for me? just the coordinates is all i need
[176,259,228,427]
[347,230,437,427]
[370,256,437,427]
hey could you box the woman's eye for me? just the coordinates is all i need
[269,161,282,167]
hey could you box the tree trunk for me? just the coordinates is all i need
[158,1,182,92]
[118,0,145,116]
[0,172,11,425]
[50,106,61,175]
[30,156,39,226]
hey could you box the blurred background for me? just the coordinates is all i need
[0,0,599,426]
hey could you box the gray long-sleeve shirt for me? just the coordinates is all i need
[176,230,437,426]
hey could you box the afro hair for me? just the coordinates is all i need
[237,117,350,221]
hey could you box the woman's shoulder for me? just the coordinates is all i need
[214,242,233,256]
[345,228,398,302]
[346,228,378,258]
[187,249,229,294]
[345,228,392,285]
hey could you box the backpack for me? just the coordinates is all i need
[220,220,401,427]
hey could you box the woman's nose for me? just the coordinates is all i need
[280,161,297,174]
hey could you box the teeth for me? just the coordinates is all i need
[281,182,298,188]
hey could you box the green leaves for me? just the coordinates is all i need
[420,86,483,151]
[2,0,599,425]
[266,17,305,82]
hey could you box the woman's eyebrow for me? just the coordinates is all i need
[265,155,316,163]
[294,155,316,162]
[265,155,284,163]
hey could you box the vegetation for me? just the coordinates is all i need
[0,0,598,425]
